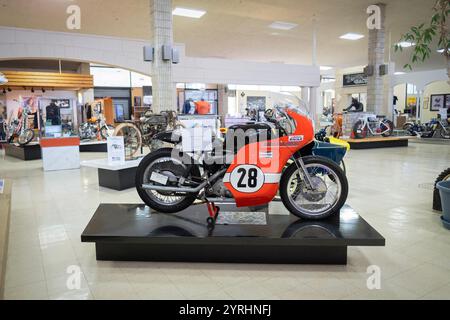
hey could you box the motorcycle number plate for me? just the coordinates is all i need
[150,172,169,185]
[229,165,265,193]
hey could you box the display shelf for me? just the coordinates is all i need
[4,143,42,161]
[342,137,409,149]
[82,204,385,265]
[81,158,144,191]
[79,140,108,153]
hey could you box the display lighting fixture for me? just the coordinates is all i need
[42,88,46,93]
[172,7,206,19]
[269,21,298,31]
[339,33,365,40]
[320,66,333,71]
[31,88,35,93]
[397,41,415,48]
[7,88,11,92]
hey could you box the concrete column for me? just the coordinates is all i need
[150,0,176,113]
[367,3,386,115]
[301,87,310,104]
[309,87,319,126]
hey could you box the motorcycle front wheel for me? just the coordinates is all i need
[18,129,35,146]
[381,119,394,137]
[280,156,348,220]
[440,128,450,139]
[136,148,201,213]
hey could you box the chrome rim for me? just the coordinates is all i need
[143,156,187,206]
[287,164,342,216]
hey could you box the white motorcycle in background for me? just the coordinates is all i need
[353,114,394,139]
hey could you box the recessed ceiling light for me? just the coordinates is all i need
[339,33,365,40]
[269,21,298,31]
[172,7,206,19]
[394,72,406,75]
[320,66,333,71]
[397,41,415,48]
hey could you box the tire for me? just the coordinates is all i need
[18,129,34,146]
[135,148,200,213]
[114,123,143,158]
[353,120,367,139]
[403,123,414,132]
[280,156,349,220]
[439,128,450,139]
[381,119,394,137]
[433,168,450,211]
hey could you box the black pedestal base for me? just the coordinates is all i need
[347,138,409,150]
[80,142,108,153]
[4,143,42,161]
[82,204,385,265]
[98,167,138,191]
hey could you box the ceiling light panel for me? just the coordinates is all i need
[339,33,365,40]
[269,21,298,31]
[172,7,206,19]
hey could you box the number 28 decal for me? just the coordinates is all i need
[229,165,264,193]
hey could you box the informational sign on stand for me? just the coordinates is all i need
[0,179,4,194]
[107,136,126,165]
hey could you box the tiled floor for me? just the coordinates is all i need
[1,143,449,300]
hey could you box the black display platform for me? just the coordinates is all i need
[80,141,108,153]
[345,137,409,150]
[98,167,138,191]
[4,143,42,161]
[81,204,385,265]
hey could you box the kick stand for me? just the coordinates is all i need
[206,201,220,231]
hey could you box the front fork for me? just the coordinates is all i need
[292,152,315,190]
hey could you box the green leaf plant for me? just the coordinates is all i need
[394,0,450,81]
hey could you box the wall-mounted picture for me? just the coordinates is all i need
[51,99,71,109]
[343,73,368,87]
[430,94,445,111]
[446,94,450,109]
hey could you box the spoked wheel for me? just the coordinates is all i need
[440,128,450,139]
[280,156,348,220]
[353,120,367,139]
[381,119,394,137]
[136,148,200,213]
[114,123,142,158]
[18,129,34,146]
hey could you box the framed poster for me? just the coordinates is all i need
[51,99,71,109]
[343,73,368,87]
[430,94,445,111]
[446,94,450,108]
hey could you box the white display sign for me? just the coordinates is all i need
[0,179,4,194]
[107,136,126,165]
[181,127,213,152]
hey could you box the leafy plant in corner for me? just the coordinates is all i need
[394,0,450,81]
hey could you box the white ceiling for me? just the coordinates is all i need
[0,0,444,72]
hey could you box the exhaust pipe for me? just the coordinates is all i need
[141,169,227,193]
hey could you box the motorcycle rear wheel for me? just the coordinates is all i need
[280,156,348,220]
[136,148,200,213]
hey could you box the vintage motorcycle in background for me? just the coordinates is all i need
[352,114,394,139]
[135,95,349,226]
[79,114,115,141]
[6,105,35,146]
[114,110,182,158]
